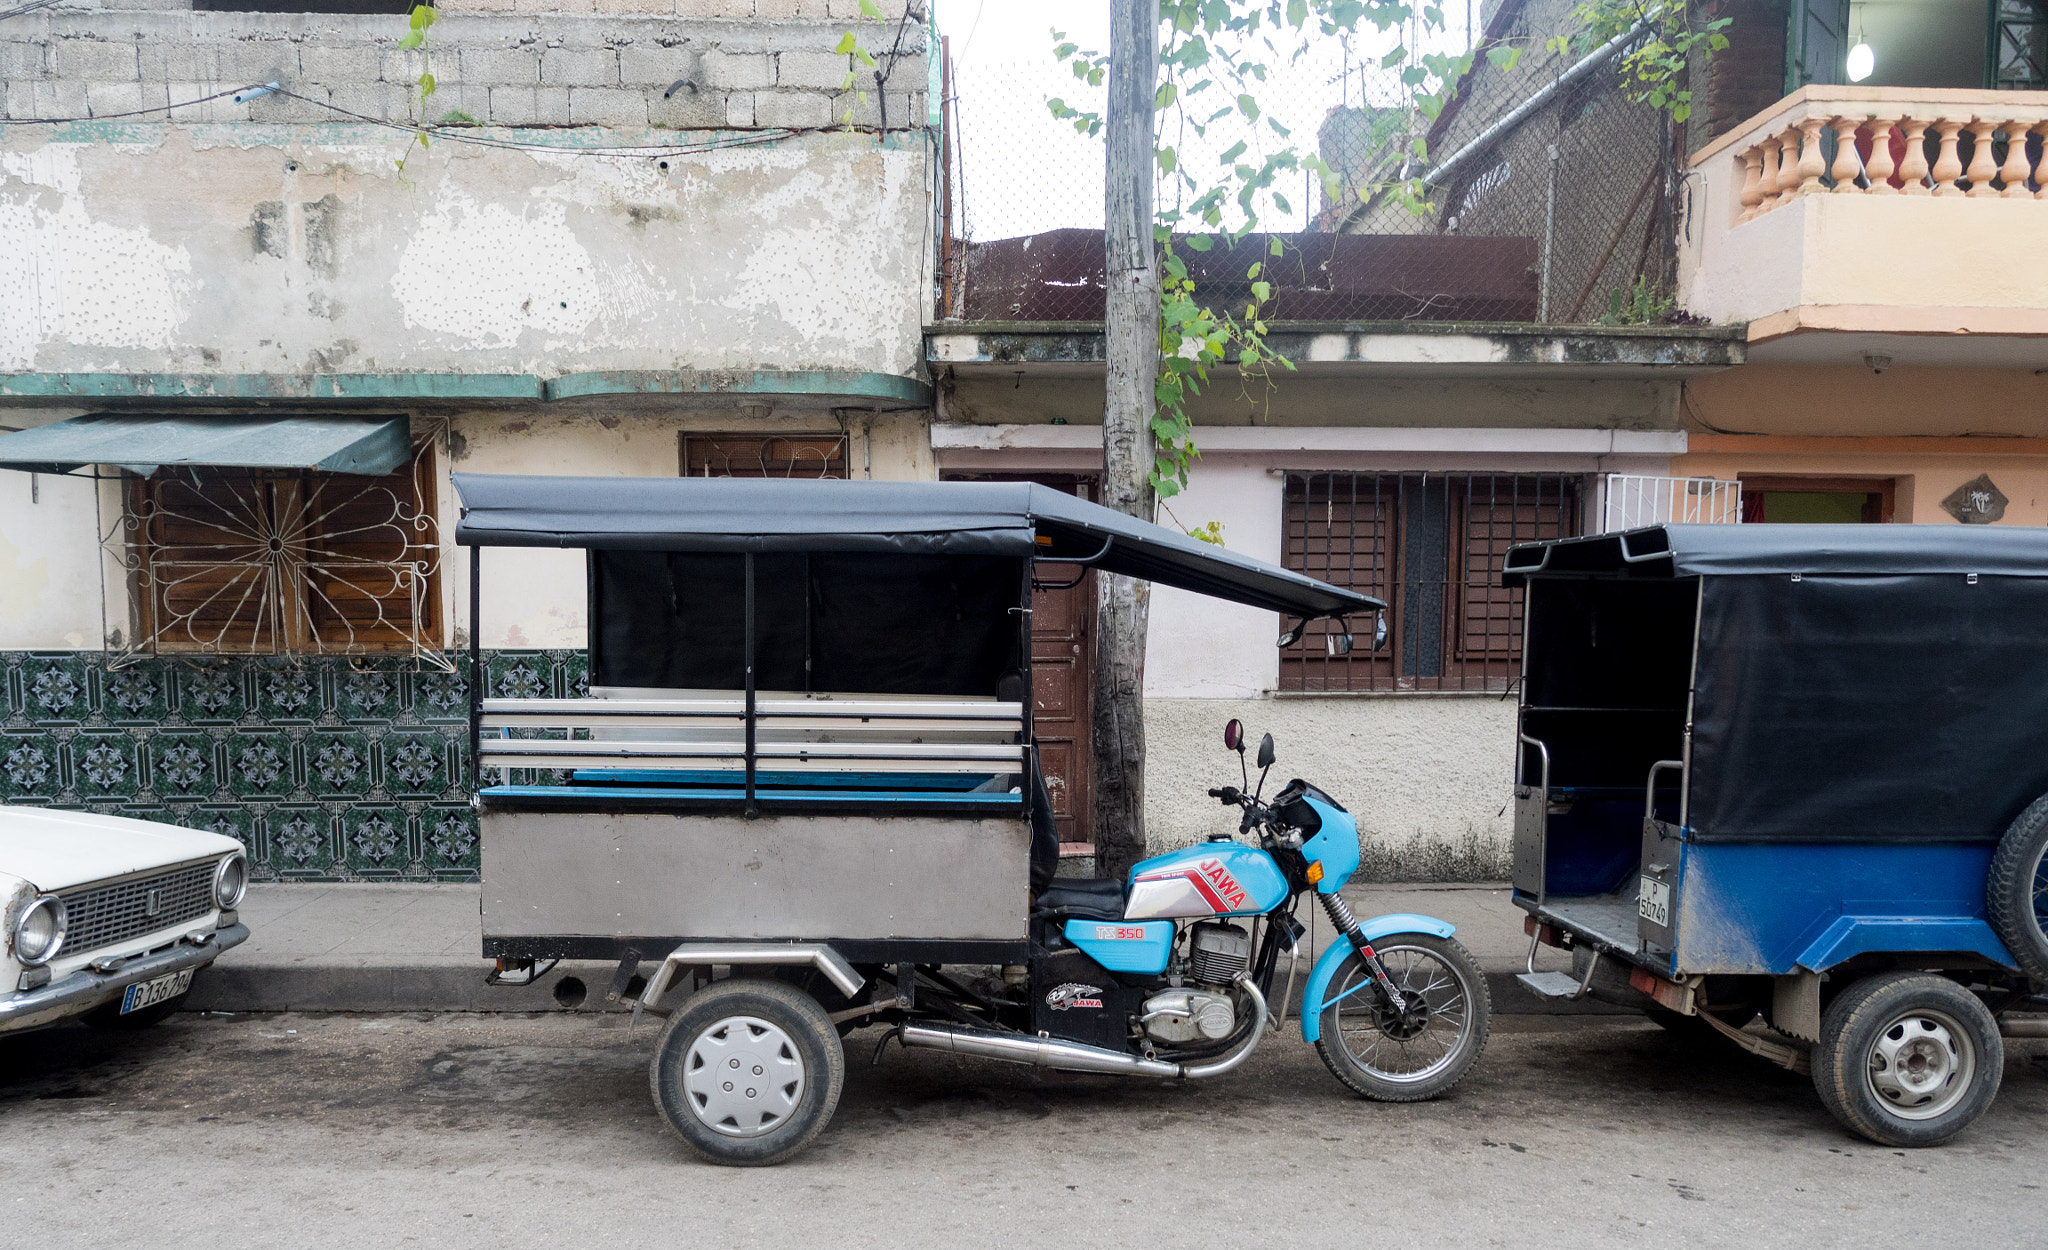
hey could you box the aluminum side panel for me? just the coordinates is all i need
[481,812,1029,941]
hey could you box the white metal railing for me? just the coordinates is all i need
[1601,475,1743,532]
[477,695,1027,776]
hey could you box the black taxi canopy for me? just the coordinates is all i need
[1506,522,2048,846]
[1503,522,2048,585]
[452,474,1381,619]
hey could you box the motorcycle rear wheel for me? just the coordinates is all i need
[1314,933,1491,1102]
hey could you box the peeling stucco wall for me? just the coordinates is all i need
[0,9,934,383]
[0,125,930,379]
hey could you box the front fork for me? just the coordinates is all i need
[1319,893,1410,1015]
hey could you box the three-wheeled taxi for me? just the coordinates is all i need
[453,475,1492,1165]
[1505,523,2048,1146]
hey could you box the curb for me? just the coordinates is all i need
[187,962,1628,1017]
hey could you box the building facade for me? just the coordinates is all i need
[0,0,937,880]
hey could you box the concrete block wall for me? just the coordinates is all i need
[0,6,927,130]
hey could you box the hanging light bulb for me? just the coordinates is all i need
[1847,41,1875,82]
[1846,1,1874,82]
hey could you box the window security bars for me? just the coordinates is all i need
[108,439,444,669]
[681,434,848,479]
[1601,475,1742,531]
[1282,472,1582,692]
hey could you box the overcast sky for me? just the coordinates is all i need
[930,1,1478,240]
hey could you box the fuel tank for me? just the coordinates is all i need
[1124,842,1288,920]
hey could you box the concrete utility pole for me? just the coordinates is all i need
[1094,0,1160,879]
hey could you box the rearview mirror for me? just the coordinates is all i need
[1276,621,1304,649]
[1373,614,1390,652]
[1327,632,1353,656]
[1222,719,1243,752]
[1256,733,1275,770]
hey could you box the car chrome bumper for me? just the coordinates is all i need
[0,923,250,1031]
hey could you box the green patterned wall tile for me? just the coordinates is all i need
[337,667,402,721]
[382,732,450,799]
[0,734,56,799]
[421,804,479,877]
[561,651,590,699]
[487,653,552,700]
[225,732,293,799]
[177,664,246,723]
[303,730,372,798]
[72,731,140,799]
[101,663,171,724]
[342,806,411,876]
[267,806,339,878]
[177,803,254,847]
[23,656,89,724]
[254,667,323,722]
[149,732,215,801]
[411,667,470,722]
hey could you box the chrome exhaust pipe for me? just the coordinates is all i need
[2001,1017,2048,1038]
[899,978,1270,1080]
[899,1023,1183,1077]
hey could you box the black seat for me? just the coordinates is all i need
[1033,877,1128,922]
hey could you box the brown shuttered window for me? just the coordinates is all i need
[125,439,441,657]
[1282,472,1581,692]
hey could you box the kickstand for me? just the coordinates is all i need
[871,1025,905,1067]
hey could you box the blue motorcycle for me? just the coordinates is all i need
[892,719,1493,1105]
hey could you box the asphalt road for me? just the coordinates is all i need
[2,1011,2043,1249]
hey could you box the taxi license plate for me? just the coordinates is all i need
[1637,876,1671,928]
[120,968,194,1015]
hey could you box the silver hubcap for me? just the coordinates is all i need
[1866,1009,1975,1121]
[682,1015,806,1138]
[1325,944,1473,1085]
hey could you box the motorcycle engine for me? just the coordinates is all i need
[1141,921,1250,1045]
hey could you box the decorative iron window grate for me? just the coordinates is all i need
[681,433,848,479]
[107,437,444,668]
[57,861,216,955]
[1282,472,1583,692]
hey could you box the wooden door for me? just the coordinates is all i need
[1032,540,1096,852]
[944,472,1098,852]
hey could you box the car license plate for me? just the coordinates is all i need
[120,968,194,1015]
[1637,876,1671,927]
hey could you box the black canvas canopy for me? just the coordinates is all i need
[1507,523,2048,845]
[1503,521,2048,584]
[453,474,1381,619]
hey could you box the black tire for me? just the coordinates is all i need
[1987,794,2048,981]
[1812,972,2003,1148]
[649,977,845,1166]
[1313,933,1491,1102]
[81,990,188,1030]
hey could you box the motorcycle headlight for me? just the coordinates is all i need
[13,895,66,967]
[213,852,248,909]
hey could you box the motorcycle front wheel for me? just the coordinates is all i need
[1313,933,1491,1102]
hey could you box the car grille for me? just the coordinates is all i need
[57,861,216,956]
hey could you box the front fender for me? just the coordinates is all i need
[1297,913,1456,1043]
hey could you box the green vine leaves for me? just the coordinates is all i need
[1049,0,1488,501]
[395,4,438,176]
[1550,0,1728,123]
[833,0,886,124]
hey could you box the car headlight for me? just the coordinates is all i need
[13,895,66,967]
[213,852,248,909]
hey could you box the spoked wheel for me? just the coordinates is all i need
[1314,933,1491,1102]
[649,977,845,1166]
[1812,972,2003,1148]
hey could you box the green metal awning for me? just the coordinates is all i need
[0,413,412,476]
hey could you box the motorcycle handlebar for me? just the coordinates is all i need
[1208,786,1243,805]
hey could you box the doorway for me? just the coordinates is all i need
[945,472,1099,854]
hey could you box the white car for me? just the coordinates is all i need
[2,808,250,1034]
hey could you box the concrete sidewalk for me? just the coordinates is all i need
[187,881,1605,1014]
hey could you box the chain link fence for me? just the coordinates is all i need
[939,8,1679,326]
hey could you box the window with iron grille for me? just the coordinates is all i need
[1281,472,1583,692]
[681,433,848,478]
[117,437,442,661]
